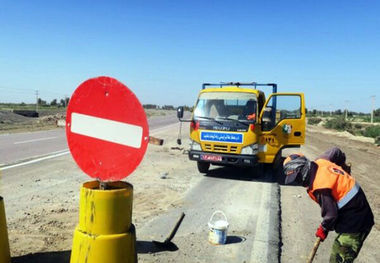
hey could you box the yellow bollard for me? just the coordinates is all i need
[70,181,136,263]
[0,196,10,263]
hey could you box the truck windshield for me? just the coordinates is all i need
[193,92,257,122]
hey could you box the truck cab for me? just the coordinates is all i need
[177,82,305,173]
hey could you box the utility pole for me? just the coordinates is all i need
[329,104,333,116]
[370,95,376,124]
[344,100,349,121]
[35,90,39,112]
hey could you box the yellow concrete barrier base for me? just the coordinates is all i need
[0,196,10,263]
[70,181,136,263]
[71,225,136,263]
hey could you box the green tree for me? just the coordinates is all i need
[162,105,174,110]
[38,98,47,105]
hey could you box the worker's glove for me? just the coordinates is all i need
[315,225,328,241]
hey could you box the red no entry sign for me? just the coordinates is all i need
[66,76,149,181]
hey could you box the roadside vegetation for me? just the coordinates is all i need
[0,102,187,116]
[307,108,380,145]
[0,101,191,133]
[307,117,322,125]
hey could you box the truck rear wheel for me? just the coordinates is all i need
[197,161,210,173]
[272,151,285,183]
[272,151,284,171]
[249,164,264,178]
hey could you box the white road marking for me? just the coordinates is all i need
[1,121,172,171]
[0,150,70,171]
[14,136,57,144]
[71,112,143,148]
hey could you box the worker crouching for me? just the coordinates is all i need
[283,147,374,263]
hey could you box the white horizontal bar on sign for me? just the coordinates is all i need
[71,112,143,149]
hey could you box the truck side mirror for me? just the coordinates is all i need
[177,106,184,119]
[261,106,275,131]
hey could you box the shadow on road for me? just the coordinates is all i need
[12,250,71,263]
[12,240,180,262]
[11,240,179,262]
[137,240,179,253]
[204,165,281,183]
[226,235,246,244]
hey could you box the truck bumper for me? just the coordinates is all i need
[189,150,258,167]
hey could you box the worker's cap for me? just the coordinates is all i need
[283,153,308,185]
[283,153,304,166]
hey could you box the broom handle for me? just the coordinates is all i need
[164,212,185,243]
[307,237,321,263]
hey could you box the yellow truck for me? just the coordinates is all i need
[177,82,306,173]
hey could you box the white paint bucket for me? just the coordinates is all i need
[208,210,229,245]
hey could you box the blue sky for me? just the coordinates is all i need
[0,1,379,112]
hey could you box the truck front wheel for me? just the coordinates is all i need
[197,161,210,173]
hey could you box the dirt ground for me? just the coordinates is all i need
[1,122,379,262]
[2,122,197,262]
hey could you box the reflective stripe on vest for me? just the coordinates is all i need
[337,182,360,209]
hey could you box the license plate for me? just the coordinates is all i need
[201,154,222,162]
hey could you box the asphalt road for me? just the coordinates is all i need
[0,115,281,263]
[0,129,67,166]
[1,118,378,263]
[137,167,280,263]
[0,112,180,167]
[1,156,280,263]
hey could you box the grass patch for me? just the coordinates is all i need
[144,109,169,118]
[307,117,322,125]
[322,117,380,145]
[375,137,380,146]
[324,117,352,131]
[362,126,380,139]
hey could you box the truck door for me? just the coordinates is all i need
[258,93,305,163]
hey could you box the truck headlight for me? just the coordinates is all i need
[241,144,258,155]
[190,140,202,151]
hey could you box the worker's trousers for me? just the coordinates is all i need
[329,228,371,263]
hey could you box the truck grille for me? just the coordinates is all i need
[204,144,238,153]
[230,146,238,153]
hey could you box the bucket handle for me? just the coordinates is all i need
[209,210,228,225]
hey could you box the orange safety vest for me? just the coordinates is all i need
[308,159,360,209]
